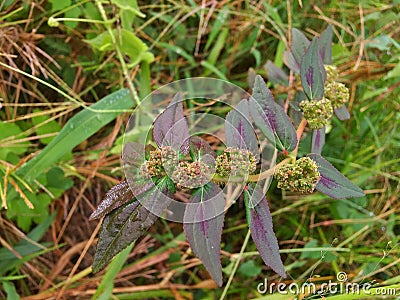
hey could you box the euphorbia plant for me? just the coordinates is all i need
[90,25,364,286]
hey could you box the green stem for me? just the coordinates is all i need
[219,229,251,300]
[95,0,141,106]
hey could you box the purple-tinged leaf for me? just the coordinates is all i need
[225,99,259,159]
[153,92,190,154]
[318,25,333,64]
[291,28,311,67]
[183,183,225,286]
[283,50,300,73]
[311,127,326,155]
[189,136,217,160]
[90,180,152,220]
[300,37,326,100]
[92,183,172,273]
[264,60,289,86]
[308,153,365,199]
[244,184,286,278]
[334,105,350,120]
[250,75,297,152]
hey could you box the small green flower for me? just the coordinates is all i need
[299,98,333,129]
[324,81,349,109]
[216,147,257,178]
[142,146,177,177]
[325,65,339,83]
[171,161,212,189]
[274,157,320,193]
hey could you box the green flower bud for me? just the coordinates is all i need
[300,98,333,129]
[142,146,177,177]
[324,81,349,109]
[216,147,257,178]
[324,65,339,83]
[171,161,212,189]
[274,157,320,193]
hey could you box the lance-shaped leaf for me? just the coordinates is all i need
[283,50,300,73]
[318,25,333,64]
[244,184,286,278]
[183,183,225,286]
[334,105,350,120]
[264,60,289,86]
[189,136,217,160]
[153,92,190,154]
[89,180,152,220]
[308,153,365,199]
[291,28,310,67]
[92,182,172,272]
[250,75,297,152]
[300,37,327,100]
[225,99,259,160]
[311,127,326,155]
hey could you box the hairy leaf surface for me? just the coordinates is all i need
[318,25,333,64]
[308,154,364,199]
[250,75,297,152]
[92,182,171,272]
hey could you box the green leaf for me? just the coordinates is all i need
[111,0,145,18]
[0,121,29,161]
[2,281,20,300]
[291,28,310,67]
[238,260,262,277]
[249,75,297,152]
[308,154,365,199]
[48,0,71,12]
[91,244,134,300]
[32,111,62,145]
[317,25,333,65]
[85,29,154,66]
[300,37,326,100]
[14,88,133,184]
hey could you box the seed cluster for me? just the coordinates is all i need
[299,98,333,129]
[274,157,320,193]
[215,147,257,178]
[171,161,212,189]
[142,146,177,177]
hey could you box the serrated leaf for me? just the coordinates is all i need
[283,50,300,73]
[264,60,289,86]
[183,183,225,286]
[153,93,190,155]
[225,99,259,159]
[291,28,310,67]
[92,183,171,272]
[250,76,297,152]
[244,184,286,278]
[318,25,333,64]
[334,105,350,120]
[308,154,365,199]
[300,37,326,100]
[311,127,325,155]
[89,180,152,220]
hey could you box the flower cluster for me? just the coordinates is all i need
[274,157,320,193]
[324,65,339,83]
[299,98,333,129]
[171,161,212,189]
[142,146,177,177]
[216,147,257,178]
[324,64,349,109]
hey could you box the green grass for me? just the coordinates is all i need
[0,0,399,299]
